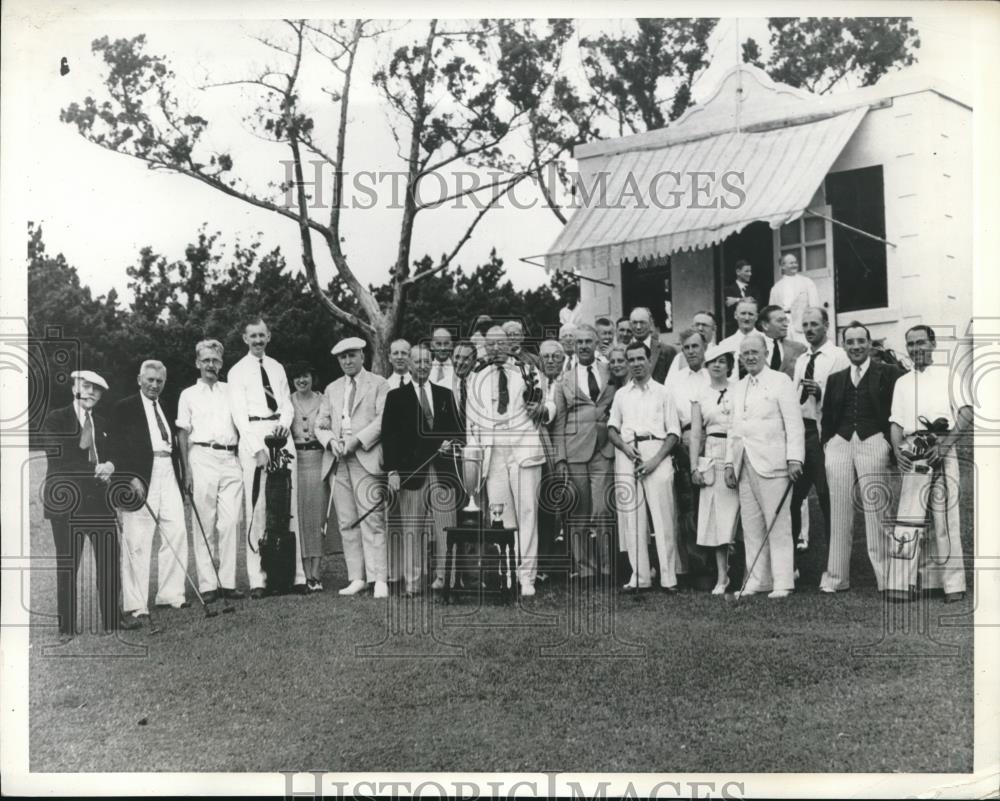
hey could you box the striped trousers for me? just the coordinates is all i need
[920,449,966,594]
[392,465,457,590]
[821,432,891,591]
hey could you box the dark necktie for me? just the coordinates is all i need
[152,400,170,445]
[587,365,600,403]
[800,351,818,403]
[417,382,433,429]
[769,339,782,371]
[497,366,509,415]
[79,411,97,464]
[717,388,728,405]
[459,377,468,428]
[259,359,278,412]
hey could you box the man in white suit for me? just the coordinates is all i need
[769,253,819,345]
[316,337,391,598]
[467,326,547,596]
[724,332,805,598]
[551,323,617,581]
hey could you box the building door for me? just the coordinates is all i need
[621,256,673,333]
[773,205,836,323]
[720,221,775,336]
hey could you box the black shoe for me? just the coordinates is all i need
[292,583,309,595]
[944,591,966,603]
[154,601,191,609]
[117,617,142,631]
[250,588,265,600]
[222,588,246,600]
[202,590,219,604]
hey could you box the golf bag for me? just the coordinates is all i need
[258,434,297,595]
[886,417,950,600]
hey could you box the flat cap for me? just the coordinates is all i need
[70,370,109,390]
[331,337,366,356]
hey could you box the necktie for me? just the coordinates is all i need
[717,388,728,405]
[769,339,782,370]
[800,351,818,404]
[399,375,406,389]
[152,400,170,445]
[587,365,600,403]
[417,383,433,429]
[436,362,445,382]
[79,411,97,464]
[459,377,468,427]
[497,366,509,415]
[345,377,357,415]
[259,359,278,412]
[853,365,862,387]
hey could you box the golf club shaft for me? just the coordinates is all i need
[737,477,795,597]
[141,498,209,607]
[184,484,234,609]
[345,448,444,529]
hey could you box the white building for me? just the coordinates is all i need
[539,64,972,354]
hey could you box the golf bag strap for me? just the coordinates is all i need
[248,465,263,554]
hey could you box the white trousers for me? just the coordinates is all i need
[240,424,305,590]
[920,448,966,594]
[189,446,243,592]
[120,457,188,614]
[485,444,541,586]
[331,453,388,583]
[615,441,677,589]
[822,433,891,591]
[739,460,795,593]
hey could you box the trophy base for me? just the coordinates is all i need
[458,508,481,528]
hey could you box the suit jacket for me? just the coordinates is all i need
[643,334,677,384]
[316,369,388,478]
[725,368,805,478]
[768,337,806,379]
[108,393,184,510]
[551,362,616,463]
[466,361,546,463]
[42,403,114,520]
[723,281,761,308]
[821,361,905,446]
[381,382,462,489]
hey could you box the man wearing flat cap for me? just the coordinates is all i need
[42,370,137,638]
[227,318,307,599]
[316,337,391,598]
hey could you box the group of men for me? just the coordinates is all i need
[42,286,970,638]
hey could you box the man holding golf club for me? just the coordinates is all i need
[724,333,804,598]
[175,339,245,604]
[110,360,191,619]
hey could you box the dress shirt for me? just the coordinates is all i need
[227,352,293,455]
[665,345,714,383]
[176,379,239,446]
[575,360,606,397]
[73,400,91,428]
[851,357,871,387]
[140,395,173,452]
[667,367,709,430]
[389,372,412,390]
[561,353,577,375]
[429,359,454,388]
[769,273,820,332]
[608,378,680,443]
[792,340,850,421]
[889,363,960,435]
[765,337,784,368]
[734,279,751,298]
[726,367,805,474]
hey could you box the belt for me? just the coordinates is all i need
[681,424,691,432]
[707,432,727,439]
[294,441,323,451]
[152,452,172,458]
[633,435,663,443]
[249,414,280,422]
[192,441,238,452]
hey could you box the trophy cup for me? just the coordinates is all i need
[459,438,484,527]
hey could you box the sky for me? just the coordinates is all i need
[6,6,977,302]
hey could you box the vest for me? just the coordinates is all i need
[836,368,881,441]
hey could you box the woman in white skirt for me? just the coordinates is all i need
[690,344,740,594]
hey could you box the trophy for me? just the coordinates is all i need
[489,503,506,529]
[459,437,484,527]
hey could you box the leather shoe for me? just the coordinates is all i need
[661,585,678,594]
[118,617,142,631]
[202,590,219,604]
[222,588,246,600]
[155,601,191,609]
[944,591,965,603]
[292,584,309,595]
[249,588,265,600]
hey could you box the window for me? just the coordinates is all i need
[825,166,888,313]
[778,212,832,276]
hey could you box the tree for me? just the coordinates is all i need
[742,18,920,95]
[60,21,574,373]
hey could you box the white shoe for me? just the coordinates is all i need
[430,577,445,591]
[768,590,791,599]
[819,586,838,594]
[623,577,639,590]
[520,583,536,597]
[338,580,367,596]
[793,568,800,581]
[373,581,389,599]
[736,589,757,599]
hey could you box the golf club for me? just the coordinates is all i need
[141,498,219,619]
[115,513,161,635]
[727,477,795,604]
[344,446,446,529]
[184,485,237,615]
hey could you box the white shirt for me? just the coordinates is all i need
[792,340,850,422]
[340,374,359,436]
[561,353,577,375]
[574,360,606,397]
[414,380,434,423]
[73,400,92,428]
[665,342,715,384]
[429,359,454,388]
[765,336,785,367]
[608,377,681,443]
[176,379,239,446]
[769,273,820,334]
[140,395,173,453]
[851,357,871,387]
[389,372,412,389]
[559,305,585,327]
[227,352,293,456]
[667,367,709,430]
[890,363,962,435]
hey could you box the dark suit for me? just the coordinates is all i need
[381,381,462,589]
[723,282,761,335]
[821,361,904,446]
[107,394,184,506]
[639,334,677,384]
[42,403,121,634]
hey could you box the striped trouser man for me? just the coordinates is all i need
[821,432,892,592]
[920,448,966,595]
[394,465,456,592]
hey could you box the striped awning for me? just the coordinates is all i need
[542,106,867,273]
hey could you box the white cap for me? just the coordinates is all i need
[703,343,734,365]
[70,370,109,390]
[331,337,366,356]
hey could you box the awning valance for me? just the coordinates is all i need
[542,106,867,274]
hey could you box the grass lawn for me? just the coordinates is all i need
[25,445,975,774]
